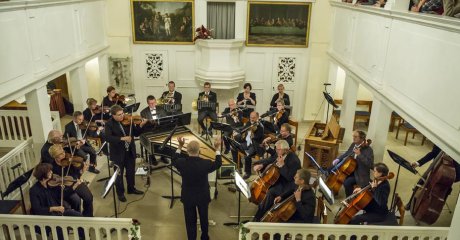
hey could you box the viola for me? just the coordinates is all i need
[121,114,152,126]
[60,137,80,148]
[61,153,85,170]
[79,121,98,131]
[47,174,77,188]
[410,152,455,225]
[326,139,372,195]
[250,163,280,205]
[334,172,394,224]
[113,93,126,103]
[93,105,110,114]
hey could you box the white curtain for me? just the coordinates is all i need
[207,2,235,39]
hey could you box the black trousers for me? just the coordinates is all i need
[349,211,387,225]
[66,183,94,217]
[198,110,217,132]
[76,144,97,165]
[183,201,209,240]
[344,174,357,197]
[114,154,136,196]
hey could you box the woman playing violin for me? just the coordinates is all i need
[349,163,390,225]
[83,98,110,122]
[273,101,289,132]
[332,130,374,197]
[49,145,94,217]
[103,86,126,108]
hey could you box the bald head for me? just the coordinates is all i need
[47,130,63,144]
[250,111,259,123]
[187,140,200,156]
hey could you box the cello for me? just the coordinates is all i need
[250,163,280,205]
[260,187,307,222]
[326,139,372,195]
[410,152,455,225]
[334,172,394,224]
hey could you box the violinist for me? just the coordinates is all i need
[237,83,256,118]
[197,82,217,137]
[332,130,374,197]
[83,98,110,123]
[64,111,100,174]
[263,123,294,156]
[270,84,290,109]
[41,130,64,164]
[161,81,182,105]
[48,145,94,217]
[252,140,301,221]
[220,99,243,154]
[234,111,265,179]
[103,86,126,108]
[265,101,289,134]
[105,105,147,202]
[348,163,390,225]
[271,169,316,223]
[140,95,168,165]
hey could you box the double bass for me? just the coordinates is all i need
[326,139,372,195]
[410,152,455,225]
[250,163,280,205]
[334,172,394,224]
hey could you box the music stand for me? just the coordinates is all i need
[224,171,251,227]
[123,102,141,113]
[2,168,33,214]
[387,150,418,208]
[161,121,181,209]
[210,122,235,195]
[102,168,120,218]
[305,151,328,176]
[323,83,338,122]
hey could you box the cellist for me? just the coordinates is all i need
[348,163,390,225]
[332,130,374,197]
[252,140,301,221]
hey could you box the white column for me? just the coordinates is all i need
[98,54,110,98]
[366,97,392,163]
[68,65,89,112]
[323,61,339,123]
[340,75,358,149]
[448,192,460,240]
[25,86,53,160]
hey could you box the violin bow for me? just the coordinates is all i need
[60,166,65,216]
[64,134,78,177]
[81,114,94,140]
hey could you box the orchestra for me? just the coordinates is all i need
[25,79,458,239]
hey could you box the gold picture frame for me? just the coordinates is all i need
[246,1,312,48]
[131,0,195,44]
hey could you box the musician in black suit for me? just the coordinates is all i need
[102,86,126,108]
[349,163,390,225]
[173,137,222,240]
[411,144,460,182]
[237,83,256,118]
[105,105,147,202]
[263,123,294,156]
[270,84,290,108]
[139,95,168,165]
[234,111,265,179]
[41,130,64,164]
[64,111,100,174]
[265,101,290,134]
[161,81,182,105]
[197,82,218,136]
[332,130,374,197]
[272,169,316,223]
[220,99,243,154]
[82,98,110,123]
[252,140,301,221]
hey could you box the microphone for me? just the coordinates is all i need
[128,94,135,97]
[11,163,22,170]
[323,83,331,86]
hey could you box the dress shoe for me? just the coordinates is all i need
[224,148,230,155]
[127,189,144,195]
[88,166,100,174]
[118,195,127,202]
[160,156,169,164]
[243,173,251,180]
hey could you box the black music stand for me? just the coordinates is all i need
[323,83,338,122]
[387,150,418,208]
[224,171,251,227]
[123,102,140,113]
[102,168,120,218]
[2,168,33,214]
[198,101,217,141]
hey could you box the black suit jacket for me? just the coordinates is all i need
[83,108,110,122]
[365,180,390,214]
[40,142,54,164]
[237,92,256,106]
[256,151,301,188]
[270,93,290,107]
[222,107,243,128]
[275,111,289,129]
[172,152,222,205]
[139,106,167,120]
[104,118,142,161]
[29,182,61,216]
[64,121,98,141]
[280,186,316,223]
[197,91,217,112]
[162,91,182,105]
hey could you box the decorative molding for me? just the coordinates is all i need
[277,57,296,83]
[145,52,166,81]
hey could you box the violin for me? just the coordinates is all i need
[60,137,80,148]
[326,139,372,195]
[113,93,126,103]
[60,153,85,170]
[334,172,394,224]
[93,105,110,114]
[274,109,285,123]
[79,121,98,131]
[121,114,150,126]
[47,174,77,188]
[250,163,281,205]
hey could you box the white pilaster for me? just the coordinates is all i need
[68,65,89,112]
[340,75,358,149]
[367,97,392,163]
[25,86,53,159]
[448,191,460,240]
[98,54,110,98]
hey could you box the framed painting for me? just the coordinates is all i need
[131,0,194,44]
[246,1,312,47]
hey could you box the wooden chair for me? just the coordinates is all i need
[396,119,426,146]
[332,99,373,127]
[389,111,402,132]
[288,119,299,149]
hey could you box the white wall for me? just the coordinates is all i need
[333,67,373,100]
[85,58,103,102]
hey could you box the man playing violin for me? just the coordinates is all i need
[220,99,243,154]
[197,82,217,137]
[161,81,182,105]
[262,123,294,156]
[48,145,94,217]
[105,105,147,202]
[41,130,65,164]
[64,111,100,174]
[348,163,390,225]
[252,140,301,221]
[332,130,374,197]
[103,86,126,108]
